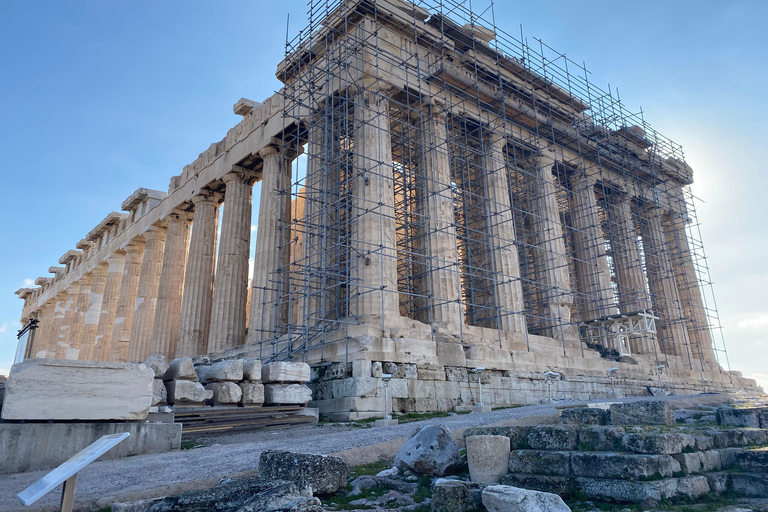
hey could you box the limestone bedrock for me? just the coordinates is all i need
[1,358,154,421]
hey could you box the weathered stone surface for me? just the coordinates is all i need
[621,433,696,454]
[382,362,417,379]
[708,429,751,448]
[417,363,446,381]
[467,435,511,484]
[560,407,605,425]
[693,434,714,451]
[574,477,678,506]
[198,360,244,383]
[1,359,154,421]
[577,426,625,451]
[205,382,242,404]
[164,357,197,381]
[673,450,722,474]
[730,473,768,498]
[508,450,571,476]
[742,428,768,446]
[464,426,532,450]
[716,406,761,428]
[706,472,729,493]
[675,475,711,499]
[501,474,572,497]
[258,450,349,495]
[242,359,262,381]
[152,379,167,405]
[144,355,170,378]
[240,383,264,405]
[571,452,681,479]
[348,475,417,496]
[445,366,468,382]
[166,380,213,404]
[264,383,312,404]
[395,424,462,476]
[129,476,323,511]
[609,401,674,425]
[431,479,483,512]
[370,361,383,378]
[527,426,578,451]
[262,362,311,383]
[733,448,768,473]
[481,484,570,512]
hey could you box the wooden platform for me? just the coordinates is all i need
[174,405,317,438]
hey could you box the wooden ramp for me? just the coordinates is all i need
[174,405,317,438]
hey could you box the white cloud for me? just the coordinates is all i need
[0,368,8,377]
[22,278,34,287]
[746,373,768,393]
[0,322,7,334]
[736,312,768,330]
[251,224,257,232]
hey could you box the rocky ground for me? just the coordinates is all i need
[0,393,759,511]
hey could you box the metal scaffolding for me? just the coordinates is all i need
[251,0,729,374]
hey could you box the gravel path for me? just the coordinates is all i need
[0,393,732,511]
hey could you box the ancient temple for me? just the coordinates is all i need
[14,0,760,420]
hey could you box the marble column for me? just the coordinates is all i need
[568,172,615,321]
[530,151,577,341]
[35,302,54,358]
[150,212,192,359]
[111,239,145,361]
[55,283,80,359]
[664,208,716,363]
[94,251,125,360]
[639,204,692,358]
[422,110,462,328]
[351,90,399,319]
[177,194,219,357]
[48,293,68,358]
[209,170,254,353]
[127,227,167,362]
[81,263,108,360]
[69,273,92,359]
[483,133,527,333]
[248,149,290,343]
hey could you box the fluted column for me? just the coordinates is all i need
[35,302,54,358]
[248,149,290,343]
[93,251,125,360]
[422,110,462,328]
[127,227,167,361]
[484,133,527,333]
[351,90,399,318]
[111,240,145,361]
[69,274,92,360]
[209,170,254,353]
[55,283,80,359]
[177,194,220,357]
[150,212,192,359]
[640,204,692,359]
[47,293,68,358]
[81,263,108,360]
[568,172,615,321]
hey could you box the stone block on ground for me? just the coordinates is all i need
[570,452,681,479]
[730,473,768,498]
[258,450,349,495]
[395,424,462,476]
[527,426,578,451]
[501,474,572,497]
[621,432,696,454]
[577,426,625,451]
[164,357,197,381]
[242,359,261,381]
[262,362,311,383]
[467,435,511,484]
[732,448,768,473]
[205,382,242,404]
[481,484,570,512]
[716,406,761,428]
[559,407,605,425]
[166,380,213,404]
[197,360,243,384]
[463,426,532,450]
[508,450,571,476]
[431,479,484,512]
[264,383,312,405]
[144,355,169,378]
[574,477,677,506]
[240,382,264,405]
[152,379,167,406]
[706,472,729,493]
[1,359,154,421]
[609,400,674,425]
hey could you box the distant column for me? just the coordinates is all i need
[422,110,462,328]
[209,169,254,353]
[151,212,192,359]
[127,226,167,362]
[69,274,92,360]
[94,251,126,360]
[484,133,527,333]
[176,193,220,357]
[56,283,80,359]
[111,239,146,361]
[33,302,53,358]
[351,90,399,319]
[568,172,615,321]
[81,263,109,360]
[47,293,68,358]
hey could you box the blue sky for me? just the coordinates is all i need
[1,1,766,388]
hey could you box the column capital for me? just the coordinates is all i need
[92,263,109,277]
[223,167,258,186]
[67,282,81,296]
[191,190,223,207]
[258,145,280,159]
[106,251,126,265]
[166,209,194,224]
[123,238,146,254]
[142,226,167,241]
[78,273,93,287]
